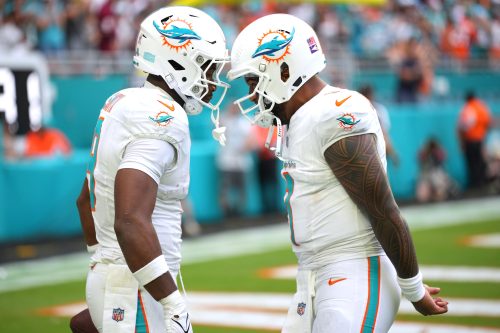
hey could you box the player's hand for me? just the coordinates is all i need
[412,284,448,316]
[160,290,193,333]
[166,309,193,333]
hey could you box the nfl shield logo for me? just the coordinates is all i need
[112,308,125,322]
[297,302,306,316]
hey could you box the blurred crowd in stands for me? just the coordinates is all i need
[2,0,500,105]
[2,0,500,64]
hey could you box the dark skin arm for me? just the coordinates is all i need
[325,134,417,278]
[114,168,177,301]
[69,309,98,333]
[76,178,98,247]
[324,134,447,315]
[71,179,99,333]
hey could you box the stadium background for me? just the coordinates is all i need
[0,0,499,332]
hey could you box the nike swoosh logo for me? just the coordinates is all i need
[335,95,351,107]
[206,40,217,44]
[158,100,175,111]
[328,277,347,286]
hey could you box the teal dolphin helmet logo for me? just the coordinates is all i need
[153,18,201,51]
[337,113,360,130]
[252,27,295,63]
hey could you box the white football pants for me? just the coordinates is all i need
[283,255,401,333]
[86,262,179,333]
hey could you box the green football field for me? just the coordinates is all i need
[1,201,499,332]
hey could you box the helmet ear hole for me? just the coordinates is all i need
[168,60,185,71]
[280,62,290,83]
[182,77,187,82]
[292,76,302,87]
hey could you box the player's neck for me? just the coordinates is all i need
[283,75,327,121]
[146,75,185,107]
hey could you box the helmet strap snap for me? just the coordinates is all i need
[184,98,202,115]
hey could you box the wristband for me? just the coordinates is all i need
[133,255,169,286]
[87,244,99,253]
[397,271,426,302]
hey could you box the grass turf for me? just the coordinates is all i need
[0,218,498,332]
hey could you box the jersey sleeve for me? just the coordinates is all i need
[120,93,189,147]
[119,138,176,184]
[317,92,381,154]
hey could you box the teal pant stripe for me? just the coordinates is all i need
[136,291,148,333]
[361,256,380,333]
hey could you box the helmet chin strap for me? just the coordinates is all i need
[183,98,203,115]
[256,95,284,159]
[254,112,275,128]
[264,116,284,160]
[163,72,226,145]
[163,73,203,115]
[210,106,226,146]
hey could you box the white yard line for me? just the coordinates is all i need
[0,252,89,293]
[189,292,500,318]
[45,292,500,332]
[401,196,500,230]
[0,196,499,293]
[261,265,500,282]
[423,266,500,282]
[390,322,500,333]
[464,233,500,248]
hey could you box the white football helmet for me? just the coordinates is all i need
[134,6,230,115]
[227,13,326,127]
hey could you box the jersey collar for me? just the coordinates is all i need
[143,81,171,97]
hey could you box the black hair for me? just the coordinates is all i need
[359,85,373,99]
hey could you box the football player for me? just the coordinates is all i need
[228,14,448,332]
[71,6,229,333]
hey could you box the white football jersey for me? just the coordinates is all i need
[87,82,190,273]
[281,85,387,270]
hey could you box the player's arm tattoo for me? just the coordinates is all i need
[324,134,419,278]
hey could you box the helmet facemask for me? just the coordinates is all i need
[231,71,284,159]
[178,49,230,115]
[231,71,277,128]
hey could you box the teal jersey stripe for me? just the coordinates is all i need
[361,256,381,333]
[283,173,298,246]
[136,291,149,333]
[87,117,104,210]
